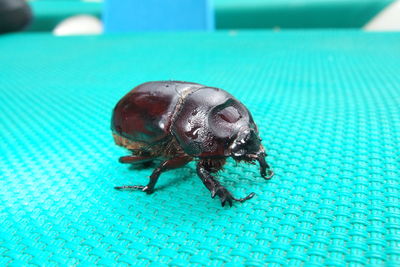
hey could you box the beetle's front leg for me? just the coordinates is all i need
[257,152,274,179]
[196,161,254,207]
[115,156,192,194]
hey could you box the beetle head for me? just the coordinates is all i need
[230,127,273,179]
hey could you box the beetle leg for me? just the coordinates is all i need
[257,153,274,179]
[196,162,255,207]
[119,155,154,164]
[196,163,233,207]
[115,156,192,194]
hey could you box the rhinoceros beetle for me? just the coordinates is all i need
[111,81,273,207]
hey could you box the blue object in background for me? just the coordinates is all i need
[103,0,214,32]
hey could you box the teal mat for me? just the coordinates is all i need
[1,31,400,266]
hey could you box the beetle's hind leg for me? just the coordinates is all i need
[115,155,192,194]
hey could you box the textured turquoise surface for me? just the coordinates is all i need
[1,31,400,266]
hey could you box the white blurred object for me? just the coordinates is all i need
[53,15,103,36]
[364,0,400,31]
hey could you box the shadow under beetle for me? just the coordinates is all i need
[111,81,274,207]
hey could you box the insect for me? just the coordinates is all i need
[111,81,273,206]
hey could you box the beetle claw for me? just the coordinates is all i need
[211,188,217,198]
[114,185,154,194]
[264,170,274,180]
[212,186,234,207]
[212,186,254,206]
[220,195,233,207]
[232,192,255,202]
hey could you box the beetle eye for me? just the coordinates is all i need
[217,106,241,123]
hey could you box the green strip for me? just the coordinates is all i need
[215,0,395,28]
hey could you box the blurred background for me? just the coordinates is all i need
[1,0,399,35]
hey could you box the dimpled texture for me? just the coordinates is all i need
[0,31,400,266]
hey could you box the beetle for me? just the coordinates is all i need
[111,81,273,206]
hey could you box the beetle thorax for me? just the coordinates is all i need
[171,87,257,158]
